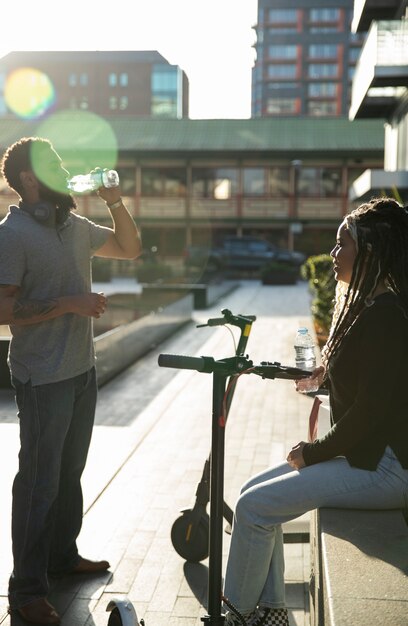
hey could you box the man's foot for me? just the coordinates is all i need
[69,556,110,575]
[16,598,61,625]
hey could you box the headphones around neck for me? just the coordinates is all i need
[19,201,70,225]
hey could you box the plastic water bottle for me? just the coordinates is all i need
[294,327,318,393]
[67,169,119,193]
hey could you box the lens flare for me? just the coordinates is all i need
[35,110,118,182]
[4,68,55,119]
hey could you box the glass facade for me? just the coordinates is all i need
[268,45,298,59]
[151,64,182,118]
[266,98,298,114]
[298,167,342,196]
[268,9,297,22]
[141,167,187,196]
[267,64,297,79]
[308,64,338,78]
[192,168,239,199]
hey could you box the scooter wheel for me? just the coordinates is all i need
[171,512,209,562]
[107,608,123,626]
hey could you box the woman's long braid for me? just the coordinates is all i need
[323,198,408,368]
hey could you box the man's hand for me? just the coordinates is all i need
[287,441,307,470]
[63,292,107,318]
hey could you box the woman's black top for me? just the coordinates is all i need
[302,292,408,470]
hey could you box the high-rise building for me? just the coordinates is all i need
[252,0,366,117]
[0,50,189,120]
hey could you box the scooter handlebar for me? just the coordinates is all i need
[158,353,207,372]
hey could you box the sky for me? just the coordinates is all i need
[0,0,258,119]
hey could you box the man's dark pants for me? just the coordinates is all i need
[8,367,97,609]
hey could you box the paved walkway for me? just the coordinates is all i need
[0,280,317,626]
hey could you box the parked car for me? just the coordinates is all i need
[221,236,305,272]
[184,236,305,274]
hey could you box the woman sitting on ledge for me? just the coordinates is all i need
[222,197,408,626]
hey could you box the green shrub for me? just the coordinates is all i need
[301,254,335,337]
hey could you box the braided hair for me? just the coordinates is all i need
[322,197,408,368]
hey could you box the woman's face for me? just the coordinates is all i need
[330,221,357,284]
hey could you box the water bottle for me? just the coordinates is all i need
[67,169,119,193]
[294,327,318,393]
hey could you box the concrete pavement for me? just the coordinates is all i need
[0,280,316,626]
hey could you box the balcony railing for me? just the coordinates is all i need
[350,20,408,119]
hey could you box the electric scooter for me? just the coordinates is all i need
[106,349,312,626]
[170,308,256,563]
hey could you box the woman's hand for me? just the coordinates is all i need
[287,441,307,470]
[294,365,325,394]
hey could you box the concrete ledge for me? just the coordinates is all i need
[310,507,408,626]
[95,293,193,386]
[141,280,238,309]
[310,398,408,625]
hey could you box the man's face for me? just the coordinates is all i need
[32,145,77,211]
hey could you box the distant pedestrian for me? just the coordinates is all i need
[223,197,408,626]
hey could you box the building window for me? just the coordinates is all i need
[309,8,340,22]
[308,101,337,116]
[192,168,238,199]
[79,73,88,86]
[308,64,338,78]
[141,167,187,197]
[68,73,77,87]
[298,167,341,195]
[268,9,297,22]
[152,65,178,91]
[151,64,181,118]
[266,98,298,114]
[116,167,136,196]
[119,96,128,110]
[109,73,117,87]
[79,96,88,110]
[243,168,266,196]
[268,82,300,90]
[268,45,298,59]
[267,64,297,79]
[308,83,338,97]
[151,95,178,118]
[119,73,128,87]
[309,45,339,59]
[349,48,361,63]
[109,96,118,110]
[269,167,290,196]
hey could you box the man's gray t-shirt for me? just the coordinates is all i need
[0,206,110,385]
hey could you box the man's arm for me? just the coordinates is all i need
[94,187,142,260]
[0,285,107,326]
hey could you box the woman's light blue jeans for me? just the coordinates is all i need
[223,447,408,614]
[8,368,97,609]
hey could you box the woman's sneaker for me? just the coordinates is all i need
[224,607,289,626]
[254,607,289,626]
